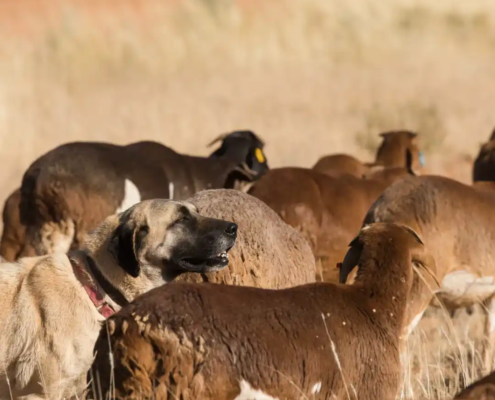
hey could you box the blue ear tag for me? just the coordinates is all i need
[419,151,425,167]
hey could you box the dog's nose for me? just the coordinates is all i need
[225,223,238,236]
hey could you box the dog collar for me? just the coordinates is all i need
[69,255,116,318]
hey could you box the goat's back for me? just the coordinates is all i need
[91,281,402,400]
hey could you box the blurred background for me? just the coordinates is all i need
[1,0,494,199]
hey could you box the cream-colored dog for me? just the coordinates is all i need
[0,199,238,399]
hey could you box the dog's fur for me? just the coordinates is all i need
[0,188,25,262]
[12,130,265,259]
[0,199,237,400]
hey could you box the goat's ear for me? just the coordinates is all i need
[108,222,141,278]
[400,224,423,245]
[339,234,363,284]
[408,131,418,140]
[405,149,417,176]
[412,251,440,290]
[206,133,228,148]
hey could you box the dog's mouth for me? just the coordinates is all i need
[178,247,233,272]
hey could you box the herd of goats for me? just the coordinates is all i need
[2,129,495,399]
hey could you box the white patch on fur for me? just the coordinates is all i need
[169,182,174,200]
[441,270,495,300]
[406,310,425,336]
[311,382,322,394]
[234,380,279,400]
[117,179,141,213]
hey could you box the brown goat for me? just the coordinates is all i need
[0,188,25,262]
[176,189,316,288]
[89,222,433,400]
[248,164,415,283]
[363,174,495,371]
[312,153,369,178]
[14,131,268,259]
[453,370,495,399]
[473,128,495,183]
[313,130,424,177]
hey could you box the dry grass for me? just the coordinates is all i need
[402,306,490,399]
[1,0,495,398]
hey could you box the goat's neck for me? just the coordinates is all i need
[354,266,411,330]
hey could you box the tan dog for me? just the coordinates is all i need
[0,199,237,400]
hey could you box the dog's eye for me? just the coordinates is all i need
[137,225,149,236]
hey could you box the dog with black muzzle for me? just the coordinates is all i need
[0,199,237,400]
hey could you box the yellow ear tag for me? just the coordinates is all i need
[255,148,265,163]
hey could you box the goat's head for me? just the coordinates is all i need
[374,130,424,172]
[339,222,437,294]
[208,130,269,179]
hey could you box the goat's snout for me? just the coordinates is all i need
[225,223,238,237]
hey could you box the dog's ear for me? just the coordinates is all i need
[108,222,141,278]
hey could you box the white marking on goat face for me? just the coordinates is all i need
[117,179,141,213]
[234,380,279,400]
[169,182,174,200]
[311,382,322,394]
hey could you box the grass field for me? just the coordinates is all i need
[1,0,495,398]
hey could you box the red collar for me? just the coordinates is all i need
[70,255,116,318]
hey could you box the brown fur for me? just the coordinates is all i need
[473,129,495,183]
[363,174,495,368]
[312,153,368,178]
[177,189,316,288]
[89,222,432,400]
[454,370,495,399]
[0,188,25,261]
[472,180,495,191]
[312,130,423,177]
[248,166,414,283]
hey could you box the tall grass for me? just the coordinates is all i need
[1,0,495,195]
